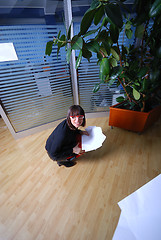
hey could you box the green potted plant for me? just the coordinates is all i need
[46,0,161,132]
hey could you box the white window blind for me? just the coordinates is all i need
[0,25,74,133]
[78,59,114,113]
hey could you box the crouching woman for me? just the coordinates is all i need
[45,105,89,167]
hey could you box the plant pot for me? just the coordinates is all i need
[109,102,161,132]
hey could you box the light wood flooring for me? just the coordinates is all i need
[0,115,161,240]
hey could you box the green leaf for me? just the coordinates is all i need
[135,25,144,39]
[125,29,133,39]
[125,21,131,30]
[110,57,117,67]
[104,3,123,28]
[96,29,109,42]
[80,9,96,35]
[83,29,99,38]
[97,52,103,61]
[76,50,82,69]
[90,0,100,10]
[108,78,116,87]
[124,62,129,67]
[111,47,120,61]
[110,66,123,80]
[142,78,149,91]
[107,36,113,46]
[93,83,100,93]
[116,96,125,103]
[66,47,72,64]
[53,38,58,46]
[110,23,119,43]
[122,45,129,55]
[102,41,111,55]
[57,34,66,57]
[101,17,109,27]
[59,34,66,45]
[133,88,140,100]
[94,5,104,25]
[137,67,148,78]
[99,46,108,57]
[104,75,109,82]
[45,41,53,56]
[134,82,140,87]
[126,86,132,94]
[82,45,92,61]
[99,58,110,81]
[57,30,61,39]
[71,36,83,50]
[86,40,100,53]
[149,0,161,17]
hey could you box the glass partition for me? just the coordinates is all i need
[0,0,134,138]
[71,0,135,113]
[0,0,74,133]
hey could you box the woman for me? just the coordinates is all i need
[45,105,89,167]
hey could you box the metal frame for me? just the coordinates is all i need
[0,104,17,138]
[0,104,65,139]
[0,103,107,139]
[64,0,79,105]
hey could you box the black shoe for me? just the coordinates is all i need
[57,161,77,167]
[67,155,77,161]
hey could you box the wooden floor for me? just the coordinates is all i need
[1,115,161,240]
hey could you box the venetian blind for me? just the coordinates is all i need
[0,25,74,133]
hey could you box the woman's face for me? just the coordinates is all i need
[70,115,84,128]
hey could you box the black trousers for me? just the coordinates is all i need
[47,151,77,163]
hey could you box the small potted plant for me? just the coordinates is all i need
[46,0,161,132]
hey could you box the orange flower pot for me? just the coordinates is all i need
[109,102,161,132]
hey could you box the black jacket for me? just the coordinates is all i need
[45,119,80,161]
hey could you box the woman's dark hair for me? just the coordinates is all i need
[67,105,86,130]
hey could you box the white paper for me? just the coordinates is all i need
[113,174,161,240]
[113,212,136,240]
[0,43,18,62]
[82,126,106,152]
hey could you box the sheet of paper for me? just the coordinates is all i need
[0,43,18,62]
[113,174,161,240]
[113,212,136,240]
[82,126,106,152]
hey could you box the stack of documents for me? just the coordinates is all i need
[82,126,106,152]
[113,174,161,240]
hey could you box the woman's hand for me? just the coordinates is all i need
[80,130,89,136]
[73,143,85,155]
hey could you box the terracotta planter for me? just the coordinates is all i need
[109,102,161,132]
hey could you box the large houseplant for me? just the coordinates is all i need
[46,0,161,132]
